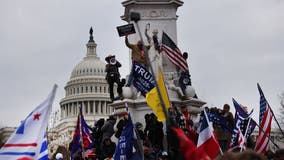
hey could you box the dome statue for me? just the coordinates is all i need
[53,28,114,150]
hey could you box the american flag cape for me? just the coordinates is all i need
[161,32,189,72]
[254,84,273,154]
[0,85,57,160]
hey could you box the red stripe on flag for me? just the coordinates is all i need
[254,108,272,154]
[162,46,188,70]
[197,136,220,159]
[161,45,188,72]
[17,157,33,160]
[3,143,37,147]
[172,127,211,160]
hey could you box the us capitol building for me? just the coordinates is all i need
[47,28,114,155]
[1,0,283,157]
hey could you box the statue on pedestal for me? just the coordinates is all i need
[145,24,162,78]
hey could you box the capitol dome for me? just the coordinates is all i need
[70,56,106,79]
[58,27,114,129]
[70,28,106,79]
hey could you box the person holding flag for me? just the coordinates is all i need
[197,107,222,159]
[113,103,143,160]
[229,98,256,152]
[125,34,151,88]
[161,32,195,98]
[70,107,94,159]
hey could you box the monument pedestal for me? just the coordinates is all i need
[109,97,206,125]
[110,0,207,125]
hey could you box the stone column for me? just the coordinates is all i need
[88,101,90,114]
[68,103,70,117]
[97,101,100,114]
[72,103,74,116]
[99,101,102,114]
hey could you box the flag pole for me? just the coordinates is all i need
[257,83,284,138]
[125,103,145,160]
[79,106,85,158]
[131,13,169,121]
[241,117,252,152]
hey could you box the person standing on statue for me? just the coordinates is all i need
[178,52,192,96]
[105,55,122,102]
[125,35,150,86]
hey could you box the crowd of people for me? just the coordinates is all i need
[82,112,165,160]
[53,104,284,160]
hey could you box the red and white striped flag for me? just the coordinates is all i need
[197,110,220,159]
[161,32,189,72]
[254,107,272,154]
[254,84,273,154]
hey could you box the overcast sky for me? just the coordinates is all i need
[0,0,283,127]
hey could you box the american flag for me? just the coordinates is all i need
[258,83,267,124]
[161,32,189,72]
[255,84,273,154]
[207,113,231,133]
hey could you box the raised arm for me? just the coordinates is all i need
[125,35,133,48]
[145,27,151,44]
[116,61,122,68]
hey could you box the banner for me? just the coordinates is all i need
[132,61,155,96]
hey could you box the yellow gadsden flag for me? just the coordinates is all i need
[146,69,171,122]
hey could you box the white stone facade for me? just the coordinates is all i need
[110,0,205,126]
[48,29,113,156]
[122,0,183,75]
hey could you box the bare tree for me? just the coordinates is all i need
[279,92,284,126]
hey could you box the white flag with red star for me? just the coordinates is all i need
[0,85,57,160]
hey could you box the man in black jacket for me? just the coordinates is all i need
[105,55,122,102]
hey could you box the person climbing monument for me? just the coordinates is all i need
[105,54,122,102]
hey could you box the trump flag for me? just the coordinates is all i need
[0,85,57,160]
[113,112,142,160]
